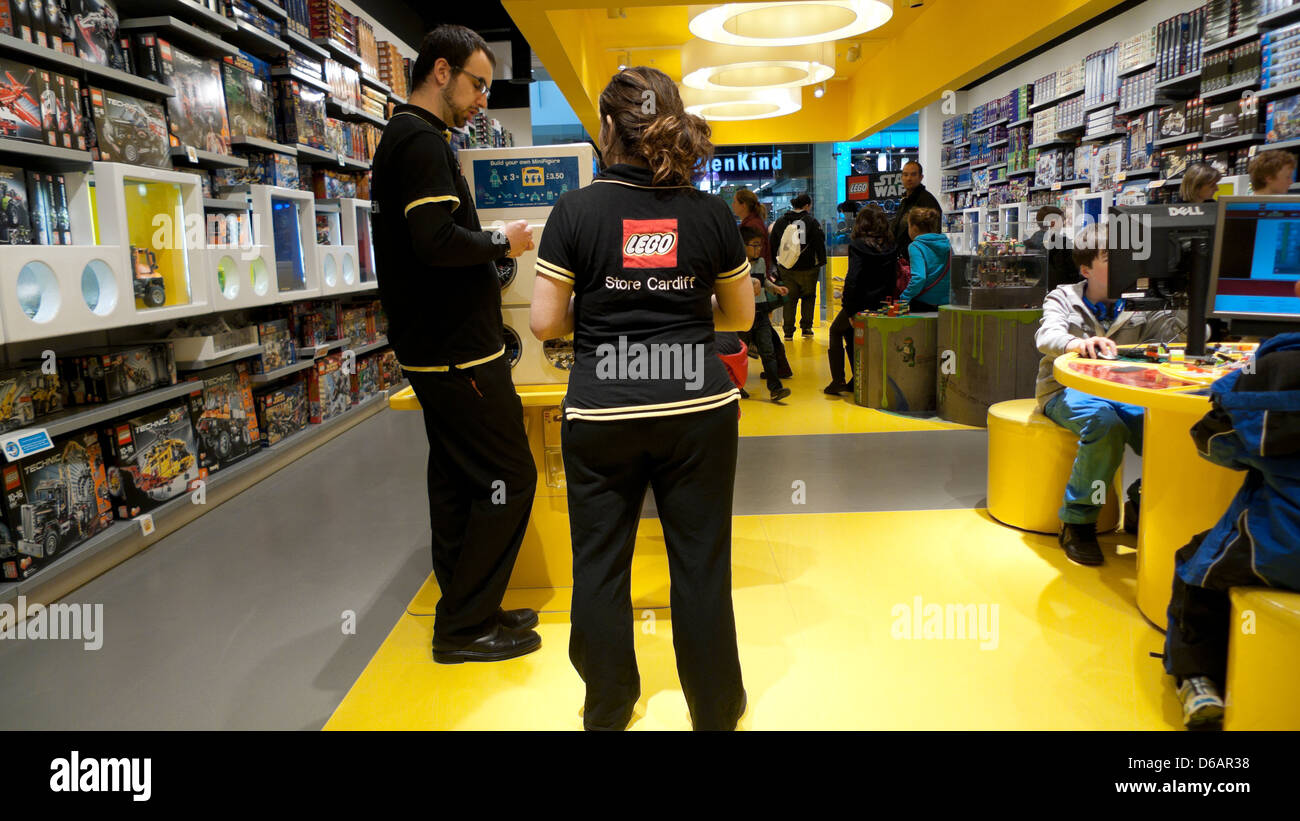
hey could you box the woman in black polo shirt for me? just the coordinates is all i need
[530,67,755,731]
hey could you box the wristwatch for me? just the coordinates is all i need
[490,228,512,259]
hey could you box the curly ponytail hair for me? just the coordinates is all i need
[598,67,713,186]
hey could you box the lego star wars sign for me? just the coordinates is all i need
[621,219,678,269]
[846,172,907,201]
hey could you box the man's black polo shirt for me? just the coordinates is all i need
[371,104,509,369]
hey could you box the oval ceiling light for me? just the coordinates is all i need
[689,1,893,47]
[681,39,835,91]
[680,85,803,121]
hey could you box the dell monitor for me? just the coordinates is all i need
[1207,195,1300,338]
[1107,202,1219,358]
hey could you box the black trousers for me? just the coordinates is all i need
[1163,531,1231,688]
[828,307,855,384]
[562,402,745,731]
[781,267,819,336]
[751,310,783,390]
[404,357,537,643]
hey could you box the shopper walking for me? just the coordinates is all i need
[530,67,753,731]
[825,205,895,395]
[889,161,943,260]
[732,187,792,377]
[771,193,827,339]
[371,25,542,664]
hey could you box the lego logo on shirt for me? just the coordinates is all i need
[622,219,678,269]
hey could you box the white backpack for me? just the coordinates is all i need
[776,218,804,269]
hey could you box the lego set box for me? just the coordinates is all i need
[67,0,130,70]
[254,377,307,447]
[252,318,298,374]
[0,429,113,582]
[350,352,378,405]
[306,353,349,424]
[58,342,177,407]
[1266,93,1300,144]
[273,78,326,149]
[186,362,260,474]
[87,86,170,167]
[222,56,275,142]
[100,401,203,519]
[0,367,61,433]
[0,57,47,143]
[155,41,231,154]
[213,151,298,192]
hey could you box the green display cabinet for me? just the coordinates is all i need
[936,305,1042,427]
[852,313,938,412]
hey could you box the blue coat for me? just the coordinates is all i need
[1177,332,1300,592]
[902,232,952,305]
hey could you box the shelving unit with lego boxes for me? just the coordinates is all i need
[376,40,409,101]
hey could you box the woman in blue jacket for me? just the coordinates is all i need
[900,207,951,313]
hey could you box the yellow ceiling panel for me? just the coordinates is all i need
[506,0,1130,146]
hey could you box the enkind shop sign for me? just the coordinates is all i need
[709,149,783,174]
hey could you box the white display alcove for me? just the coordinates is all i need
[998,202,1031,241]
[248,184,321,305]
[338,197,375,289]
[89,162,213,326]
[314,199,360,295]
[202,195,278,310]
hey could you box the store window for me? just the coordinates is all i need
[694,143,815,222]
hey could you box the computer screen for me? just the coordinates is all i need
[1207,196,1300,326]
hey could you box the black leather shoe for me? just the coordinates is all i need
[1059,522,1104,566]
[432,624,541,664]
[1124,479,1141,535]
[497,607,539,630]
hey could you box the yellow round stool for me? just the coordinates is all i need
[987,399,1120,534]
[1226,587,1300,730]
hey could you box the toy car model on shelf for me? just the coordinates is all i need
[130,245,166,307]
[11,435,113,564]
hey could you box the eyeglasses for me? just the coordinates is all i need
[456,67,492,99]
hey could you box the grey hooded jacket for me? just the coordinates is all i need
[1034,281,1188,409]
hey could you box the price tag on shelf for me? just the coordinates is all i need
[1116,171,1127,182]
[137,513,156,537]
[1051,182,1062,191]
[337,153,345,167]
[1,428,52,462]
[1148,178,1166,188]
[185,145,198,163]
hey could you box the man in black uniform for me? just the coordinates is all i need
[371,25,540,664]
[890,160,943,261]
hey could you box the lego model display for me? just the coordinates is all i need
[129,245,166,307]
[156,43,231,154]
[58,343,177,406]
[186,362,260,473]
[949,243,1053,309]
[0,430,113,580]
[0,164,32,244]
[306,352,348,423]
[222,56,275,142]
[87,86,169,167]
[0,60,45,142]
[254,377,307,447]
[100,401,202,518]
[68,0,129,70]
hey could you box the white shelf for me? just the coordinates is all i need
[228,20,290,58]
[1201,78,1261,103]
[120,16,239,59]
[177,342,264,371]
[242,0,288,21]
[232,136,298,156]
[360,74,391,96]
[203,197,248,210]
[0,32,175,99]
[249,359,315,383]
[299,339,347,358]
[971,117,1008,134]
[116,0,237,33]
[21,380,201,440]
[0,137,93,170]
[352,337,389,356]
[283,29,329,60]
[1198,133,1264,151]
[1153,132,1202,148]
[313,38,362,67]
[169,147,248,169]
[1260,80,1300,101]
[1118,59,1156,78]
[270,67,331,94]
[1264,137,1300,151]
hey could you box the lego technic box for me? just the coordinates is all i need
[222,57,275,142]
[68,0,129,69]
[306,352,349,424]
[0,164,33,244]
[0,429,113,582]
[156,42,232,154]
[186,362,260,474]
[87,86,170,167]
[0,58,47,142]
[100,401,203,519]
[0,367,61,433]
[254,377,307,447]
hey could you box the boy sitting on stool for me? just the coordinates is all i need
[1034,225,1187,565]
[1163,332,1300,729]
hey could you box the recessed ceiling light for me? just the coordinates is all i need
[679,85,803,121]
[681,39,835,91]
[689,1,894,47]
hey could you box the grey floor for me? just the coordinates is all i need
[0,407,1135,730]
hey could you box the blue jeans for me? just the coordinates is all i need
[1041,388,1145,525]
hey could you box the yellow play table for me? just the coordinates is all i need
[1054,349,1254,629]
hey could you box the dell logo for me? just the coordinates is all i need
[1168,206,1204,217]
